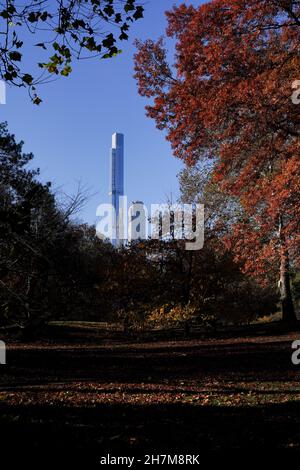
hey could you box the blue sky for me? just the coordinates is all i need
[1,0,203,225]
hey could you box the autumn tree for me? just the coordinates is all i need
[0,0,144,103]
[179,161,241,240]
[99,241,162,331]
[134,0,300,323]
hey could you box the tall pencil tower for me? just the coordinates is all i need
[109,132,124,247]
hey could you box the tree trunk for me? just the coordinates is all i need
[278,248,297,323]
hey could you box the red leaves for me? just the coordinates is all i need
[134,0,300,279]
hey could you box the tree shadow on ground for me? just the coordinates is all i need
[0,400,300,462]
[1,332,300,463]
[2,337,299,386]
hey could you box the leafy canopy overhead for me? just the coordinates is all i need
[0,0,144,103]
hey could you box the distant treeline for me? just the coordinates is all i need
[0,123,298,337]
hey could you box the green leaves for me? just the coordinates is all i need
[38,44,73,78]
[72,19,86,29]
[4,71,17,81]
[115,13,122,23]
[27,12,39,23]
[33,96,42,105]
[133,6,144,20]
[14,40,23,49]
[22,74,33,85]
[0,3,16,19]
[124,1,135,13]
[0,10,10,19]
[102,33,116,49]
[27,9,51,23]
[61,65,72,77]
[40,11,49,21]
[0,0,145,103]
[9,51,22,61]
[104,5,114,17]
[119,32,129,41]
[103,49,121,59]
[84,37,101,52]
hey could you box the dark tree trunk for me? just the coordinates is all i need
[277,215,297,324]
[278,248,297,323]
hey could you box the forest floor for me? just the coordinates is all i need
[0,323,300,464]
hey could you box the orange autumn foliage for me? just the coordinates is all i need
[134,0,300,281]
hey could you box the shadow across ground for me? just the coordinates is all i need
[1,327,300,463]
[0,401,300,463]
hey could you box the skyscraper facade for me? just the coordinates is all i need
[109,133,124,247]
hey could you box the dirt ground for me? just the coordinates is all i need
[1,325,300,464]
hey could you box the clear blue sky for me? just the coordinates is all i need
[1,0,203,225]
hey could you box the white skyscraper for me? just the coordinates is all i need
[109,133,124,247]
